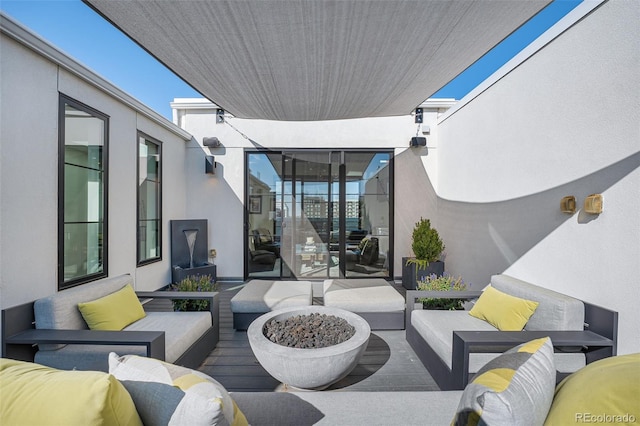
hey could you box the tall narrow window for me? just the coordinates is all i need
[137,132,162,265]
[59,96,108,290]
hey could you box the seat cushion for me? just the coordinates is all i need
[323,279,404,312]
[412,310,497,371]
[411,310,585,373]
[232,390,464,426]
[35,311,212,371]
[230,280,313,313]
[125,311,212,363]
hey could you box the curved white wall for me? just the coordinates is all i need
[436,0,640,354]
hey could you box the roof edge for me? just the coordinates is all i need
[438,0,606,124]
[0,12,193,141]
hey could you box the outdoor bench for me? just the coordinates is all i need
[230,279,313,330]
[1,273,219,372]
[406,273,618,390]
[322,278,405,329]
[230,278,405,330]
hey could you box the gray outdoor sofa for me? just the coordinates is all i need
[406,273,618,390]
[1,274,219,372]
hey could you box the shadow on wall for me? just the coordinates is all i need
[438,151,640,286]
[393,147,438,275]
[187,143,248,280]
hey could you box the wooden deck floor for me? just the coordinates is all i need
[197,282,439,392]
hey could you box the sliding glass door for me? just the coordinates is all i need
[246,150,392,280]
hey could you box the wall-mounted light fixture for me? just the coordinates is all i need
[410,136,426,147]
[584,194,603,214]
[203,136,221,148]
[560,196,577,214]
[205,155,216,175]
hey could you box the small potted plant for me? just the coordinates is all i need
[402,218,445,289]
[169,274,219,311]
[416,273,471,310]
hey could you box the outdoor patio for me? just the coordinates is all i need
[197,282,439,392]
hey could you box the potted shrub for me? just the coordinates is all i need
[416,273,471,310]
[169,274,219,311]
[402,218,445,289]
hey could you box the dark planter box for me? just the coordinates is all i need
[172,264,217,284]
[401,257,445,290]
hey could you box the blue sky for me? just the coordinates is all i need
[1,0,581,121]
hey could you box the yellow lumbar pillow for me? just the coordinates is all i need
[0,358,142,426]
[469,285,539,331]
[78,284,146,330]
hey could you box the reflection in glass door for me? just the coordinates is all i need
[343,152,391,277]
[280,152,333,279]
[246,150,392,280]
[246,153,282,278]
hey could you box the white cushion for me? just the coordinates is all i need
[323,279,404,312]
[124,311,211,363]
[230,280,313,313]
[411,310,585,373]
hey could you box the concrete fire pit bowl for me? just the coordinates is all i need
[247,306,371,390]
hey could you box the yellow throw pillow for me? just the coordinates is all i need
[469,285,539,331]
[0,358,142,426]
[78,284,146,330]
[544,353,640,425]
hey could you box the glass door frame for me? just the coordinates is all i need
[244,148,394,280]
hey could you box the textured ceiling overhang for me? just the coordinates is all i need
[84,0,551,121]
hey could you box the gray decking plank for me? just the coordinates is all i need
[197,281,438,392]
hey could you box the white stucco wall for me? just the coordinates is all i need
[436,0,640,354]
[172,102,452,279]
[175,108,410,278]
[1,36,60,308]
[0,23,192,326]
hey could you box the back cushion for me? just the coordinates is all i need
[490,275,584,331]
[34,274,134,350]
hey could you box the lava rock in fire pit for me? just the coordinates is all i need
[263,313,356,348]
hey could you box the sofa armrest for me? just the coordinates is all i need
[3,328,166,362]
[405,290,482,329]
[451,330,615,389]
[136,290,218,300]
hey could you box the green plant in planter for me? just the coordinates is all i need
[406,218,445,272]
[169,274,219,312]
[417,273,471,310]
